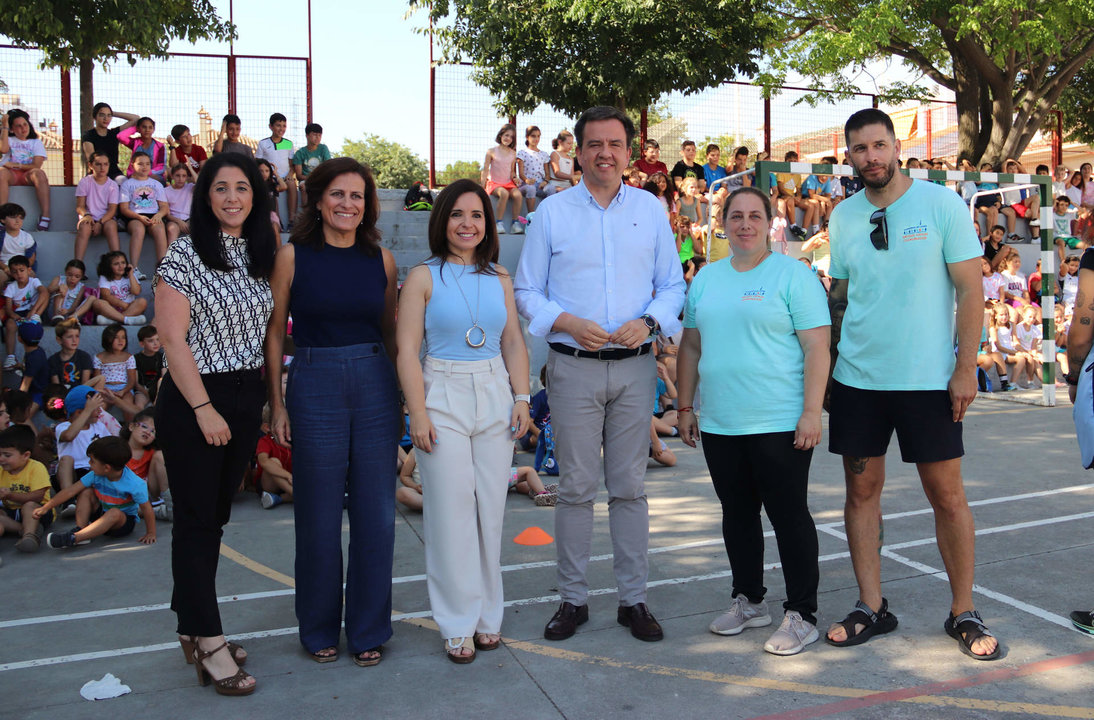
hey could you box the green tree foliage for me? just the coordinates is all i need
[342,135,429,190]
[436,160,482,186]
[762,0,1094,165]
[0,0,234,130]
[412,0,771,115]
[1057,61,1094,147]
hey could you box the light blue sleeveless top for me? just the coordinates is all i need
[423,259,506,360]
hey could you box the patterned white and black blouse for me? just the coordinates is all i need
[154,233,273,374]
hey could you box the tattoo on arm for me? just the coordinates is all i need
[846,456,869,474]
[828,278,847,369]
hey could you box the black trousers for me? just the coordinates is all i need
[156,369,265,636]
[701,431,820,625]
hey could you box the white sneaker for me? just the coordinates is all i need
[133,268,148,282]
[162,488,174,520]
[153,500,172,522]
[709,595,771,635]
[510,221,524,235]
[96,316,113,325]
[2,355,15,370]
[496,221,507,235]
[763,611,819,656]
[261,491,282,509]
[123,315,147,325]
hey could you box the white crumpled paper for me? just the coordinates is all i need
[80,673,131,701]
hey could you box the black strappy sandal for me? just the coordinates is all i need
[944,610,1002,661]
[826,598,898,647]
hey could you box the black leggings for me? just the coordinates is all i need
[156,370,265,637]
[701,431,819,624]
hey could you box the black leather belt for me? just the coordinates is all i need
[548,342,652,361]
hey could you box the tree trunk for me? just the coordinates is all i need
[79,58,94,134]
[950,50,982,163]
[983,91,1015,167]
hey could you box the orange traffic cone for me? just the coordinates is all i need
[514,526,554,546]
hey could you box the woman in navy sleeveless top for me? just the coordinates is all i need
[265,157,400,667]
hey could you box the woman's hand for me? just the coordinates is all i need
[271,405,291,447]
[511,401,531,440]
[678,409,700,448]
[409,411,438,454]
[794,409,822,450]
[1069,383,1077,404]
[194,404,231,446]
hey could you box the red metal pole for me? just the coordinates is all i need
[60,68,73,185]
[832,131,838,158]
[640,108,648,146]
[429,64,436,188]
[306,0,313,121]
[227,55,237,114]
[925,104,933,158]
[763,94,771,158]
[1055,110,1064,169]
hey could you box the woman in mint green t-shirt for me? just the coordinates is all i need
[676,187,831,657]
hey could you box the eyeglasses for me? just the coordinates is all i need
[869,208,888,251]
[135,423,156,435]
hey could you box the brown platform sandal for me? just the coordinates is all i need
[179,636,247,666]
[473,633,501,651]
[193,641,257,696]
[352,646,383,667]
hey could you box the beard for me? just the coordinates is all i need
[857,159,897,189]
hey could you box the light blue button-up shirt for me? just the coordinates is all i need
[514,179,686,346]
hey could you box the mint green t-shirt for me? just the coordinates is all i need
[828,179,982,391]
[683,253,830,435]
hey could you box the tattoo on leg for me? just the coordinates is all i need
[848,456,869,474]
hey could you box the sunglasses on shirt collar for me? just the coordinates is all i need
[869,208,888,251]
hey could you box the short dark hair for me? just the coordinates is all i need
[426,179,499,277]
[223,114,242,126]
[289,157,381,256]
[7,255,29,270]
[65,259,86,275]
[101,323,127,351]
[705,144,720,155]
[91,102,112,119]
[644,139,660,149]
[189,153,278,279]
[784,151,798,161]
[171,124,190,140]
[87,436,132,471]
[1036,164,1050,175]
[734,146,749,157]
[120,408,156,445]
[844,108,896,147]
[0,203,25,221]
[0,424,35,455]
[3,390,33,422]
[991,224,1007,234]
[269,113,286,125]
[87,152,110,166]
[137,325,158,341]
[574,106,635,148]
[1056,195,1072,204]
[305,122,323,135]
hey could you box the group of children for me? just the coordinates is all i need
[481,124,580,235]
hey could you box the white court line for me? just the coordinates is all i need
[4,507,1089,672]
[6,483,1094,631]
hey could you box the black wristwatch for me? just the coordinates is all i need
[640,314,659,337]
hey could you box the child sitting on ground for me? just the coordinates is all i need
[3,254,46,370]
[255,405,292,509]
[47,259,98,325]
[92,323,146,420]
[121,408,169,520]
[396,449,555,509]
[164,163,195,247]
[0,424,52,553]
[649,419,677,467]
[652,360,679,437]
[93,250,147,325]
[17,322,46,415]
[48,319,102,392]
[1,202,37,274]
[396,448,423,510]
[36,435,155,549]
[134,325,164,404]
[54,384,119,516]
[1014,305,1043,386]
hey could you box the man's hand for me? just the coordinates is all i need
[609,318,649,349]
[948,366,978,422]
[565,317,611,351]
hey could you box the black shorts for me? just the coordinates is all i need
[828,381,963,463]
[3,506,53,528]
[91,507,137,537]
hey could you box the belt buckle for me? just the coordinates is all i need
[596,348,609,361]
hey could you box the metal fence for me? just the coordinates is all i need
[1,45,311,185]
[428,62,1052,186]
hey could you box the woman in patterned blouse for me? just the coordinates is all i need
[154,153,278,696]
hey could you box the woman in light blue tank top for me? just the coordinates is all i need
[396,179,531,664]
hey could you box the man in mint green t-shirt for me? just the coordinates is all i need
[824,109,1000,661]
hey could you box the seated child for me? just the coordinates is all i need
[164,163,195,247]
[134,325,164,404]
[118,117,167,183]
[1014,305,1043,386]
[530,366,558,476]
[213,114,254,158]
[92,250,147,325]
[48,319,102,392]
[48,259,98,325]
[54,385,118,513]
[122,409,169,519]
[509,463,556,506]
[649,418,677,467]
[17,321,47,413]
[117,152,168,277]
[0,424,52,552]
[396,448,422,511]
[293,123,331,206]
[5,389,37,431]
[256,113,298,226]
[35,435,155,548]
[652,360,679,436]
[74,152,122,261]
[1,202,37,274]
[92,323,147,420]
[167,124,207,173]
[257,159,287,236]
[1053,195,1081,266]
[255,405,292,509]
[3,254,46,370]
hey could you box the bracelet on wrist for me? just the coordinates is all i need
[1066,374,1080,386]
[192,400,212,410]
[676,406,694,413]
[513,393,531,404]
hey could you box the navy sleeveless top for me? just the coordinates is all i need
[290,242,386,348]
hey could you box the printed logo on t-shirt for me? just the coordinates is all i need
[741,287,766,302]
[902,223,929,242]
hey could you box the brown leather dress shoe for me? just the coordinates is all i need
[617,603,664,642]
[544,602,589,641]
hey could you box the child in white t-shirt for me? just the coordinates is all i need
[3,254,46,370]
[0,109,51,230]
[53,385,118,516]
[0,202,36,273]
[1013,305,1042,386]
[118,152,168,280]
[91,250,147,326]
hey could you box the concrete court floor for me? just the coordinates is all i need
[2,397,1093,720]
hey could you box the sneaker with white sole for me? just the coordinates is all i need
[763,611,819,656]
[496,221,507,235]
[96,315,113,325]
[510,221,524,235]
[46,530,78,549]
[3,355,16,370]
[260,491,282,509]
[162,488,174,521]
[123,315,147,325]
[709,595,771,635]
[153,500,172,521]
[133,268,148,282]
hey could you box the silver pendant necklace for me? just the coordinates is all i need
[452,263,486,348]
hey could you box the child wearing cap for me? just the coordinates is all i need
[53,384,117,516]
[17,321,47,413]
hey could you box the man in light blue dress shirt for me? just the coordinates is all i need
[515,106,686,643]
